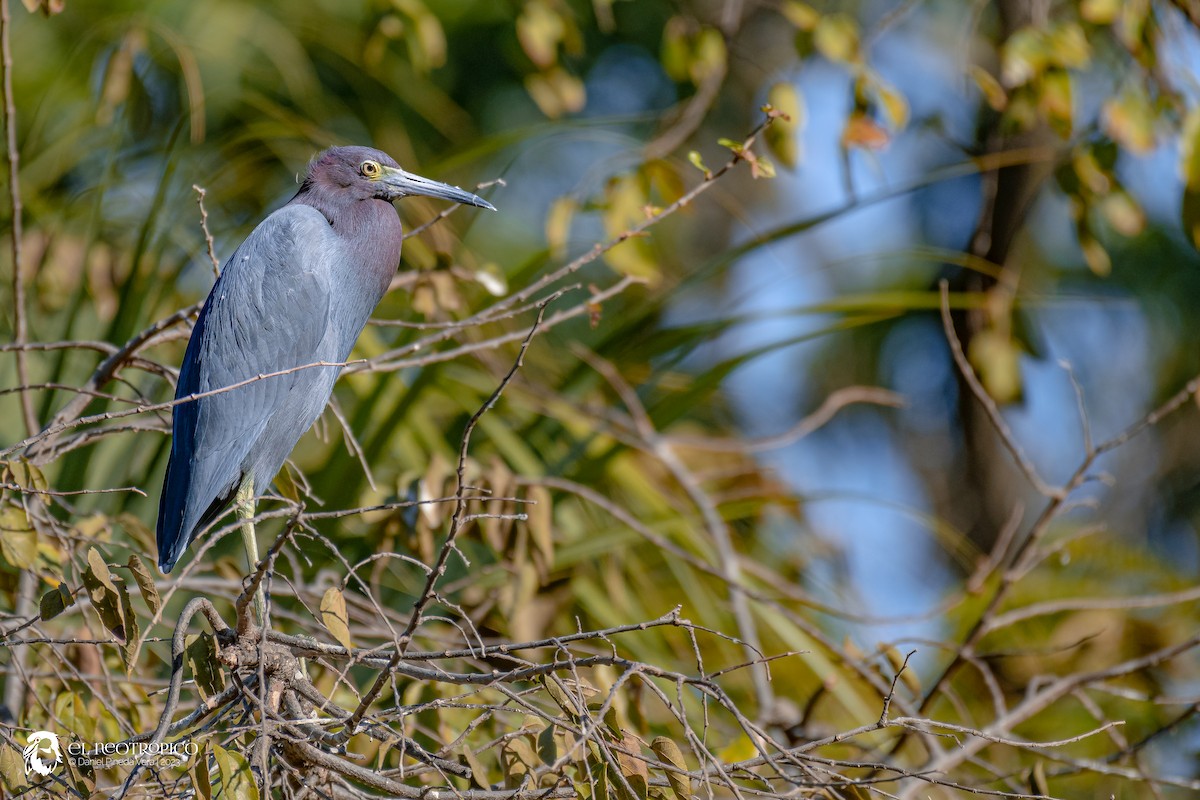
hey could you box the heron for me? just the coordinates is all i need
[155,146,495,604]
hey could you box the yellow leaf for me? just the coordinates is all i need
[873,78,909,131]
[1100,191,1145,237]
[127,554,162,616]
[1072,149,1111,195]
[0,506,37,570]
[650,737,690,800]
[688,27,726,84]
[545,196,576,257]
[1038,69,1072,136]
[1081,0,1120,23]
[320,586,354,650]
[516,0,564,69]
[765,82,803,169]
[814,13,860,64]
[781,1,819,30]
[1047,22,1091,69]
[602,175,661,283]
[968,327,1022,402]
[616,733,648,800]
[1079,232,1111,276]
[1180,106,1200,190]
[1001,27,1049,87]
[717,734,756,764]
[525,66,586,118]
[661,17,690,82]
[1102,88,1155,153]
[412,9,446,71]
[526,485,553,567]
[969,65,1007,111]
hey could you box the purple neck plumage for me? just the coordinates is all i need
[290,179,404,299]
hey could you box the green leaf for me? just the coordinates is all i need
[126,554,162,616]
[542,675,583,718]
[40,583,73,620]
[1181,187,1200,250]
[320,586,353,650]
[117,580,140,672]
[716,137,743,154]
[537,722,558,764]
[686,151,710,178]
[191,743,212,800]
[82,551,129,643]
[86,547,118,594]
[212,744,258,800]
[185,632,226,700]
[0,739,27,790]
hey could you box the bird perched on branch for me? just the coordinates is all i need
[156,146,494,580]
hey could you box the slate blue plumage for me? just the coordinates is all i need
[156,146,494,573]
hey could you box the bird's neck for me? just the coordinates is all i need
[296,192,403,299]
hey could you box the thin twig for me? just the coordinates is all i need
[1,0,33,438]
[193,183,220,278]
[939,280,1063,499]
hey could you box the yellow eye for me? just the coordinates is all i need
[360,160,381,178]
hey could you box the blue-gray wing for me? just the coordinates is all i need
[157,204,335,572]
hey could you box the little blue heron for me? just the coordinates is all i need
[156,146,494,587]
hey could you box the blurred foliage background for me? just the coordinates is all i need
[3,0,1200,797]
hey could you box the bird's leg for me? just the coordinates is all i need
[235,476,267,623]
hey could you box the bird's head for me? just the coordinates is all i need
[306,146,495,209]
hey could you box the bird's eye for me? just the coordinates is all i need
[360,160,382,178]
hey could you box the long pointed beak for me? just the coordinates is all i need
[381,165,496,210]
